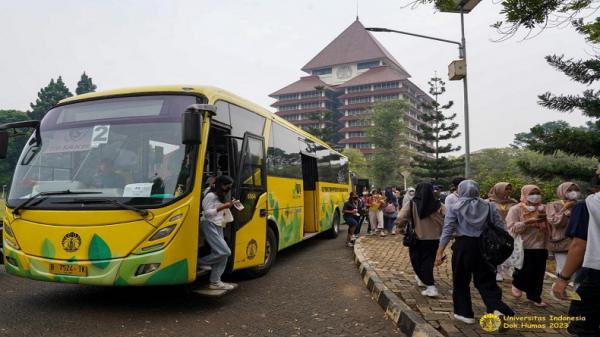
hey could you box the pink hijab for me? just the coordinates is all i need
[556,182,577,200]
[488,182,517,204]
[520,184,541,203]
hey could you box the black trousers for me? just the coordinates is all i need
[568,268,600,336]
[355,213,371,234]
[512,249,548,303]
[409,239,438,286]
[452,237,515,318]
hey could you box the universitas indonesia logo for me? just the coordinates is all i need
[480,313,502,332]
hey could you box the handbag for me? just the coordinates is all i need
[402,201,418,248]
[384,202,397,217]
[507,234,524,270]
[479,204,515,272]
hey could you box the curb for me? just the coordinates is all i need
[353,238,444,337]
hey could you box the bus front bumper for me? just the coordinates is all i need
[3,245,191,286]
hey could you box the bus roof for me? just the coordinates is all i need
[59,85,339,155]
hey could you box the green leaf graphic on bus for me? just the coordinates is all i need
[88,234,112,269]
[41,239,55,258]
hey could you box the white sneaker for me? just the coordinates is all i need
[496,273,504,282]
[453,314,475,324]
[415,275,426,287]
[209,281,235,290]
[421,286,439,297]
[380,231,387,237]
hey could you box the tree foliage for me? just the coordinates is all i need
[411,76,462,187]
[0,110,31,188]
[366,100,412,187]
[76,72,97,95]
[513,120,600,158]
[28,76,72,120]
[304,110,341,147]
[341,148,369,179]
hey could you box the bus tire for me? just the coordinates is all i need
[245,226,277,278]
[325,210,340,239]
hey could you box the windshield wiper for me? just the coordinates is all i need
[52,198,149,217]
[13,190,102,215]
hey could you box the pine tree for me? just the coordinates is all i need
[28,76,73,120]
[412,76,462,187]
[76,72,97,95]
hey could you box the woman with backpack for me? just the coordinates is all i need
[396,183,445,297]
[383,187,399,235]
[506,185,550,307]
[487,182,518,281]
[435,180,514,324]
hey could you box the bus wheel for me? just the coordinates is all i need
[245,226,277,278]
[325,211,340,239]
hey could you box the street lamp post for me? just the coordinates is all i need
[366,0,479,178]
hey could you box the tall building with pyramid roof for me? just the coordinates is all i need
[270,19,433,156]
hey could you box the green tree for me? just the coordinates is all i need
[0,110,31,187]
[513,120,600,158]
[28,76,73,120]
[341,148,369,179]
[366,100,412,188]
[75,72,97,95]
[411,76,462,187]
[304,110,341,146]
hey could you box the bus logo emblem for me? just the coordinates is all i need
[62,232,82,252]
[246,239,257,260]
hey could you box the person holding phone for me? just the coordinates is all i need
[198,175,237,291]
[506,185,549,307]
[343,192,361,247]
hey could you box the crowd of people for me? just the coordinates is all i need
[344,175,600,335]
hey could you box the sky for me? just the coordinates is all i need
[0,0,594,152]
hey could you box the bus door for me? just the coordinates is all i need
[230,132,267,269]
[301,154,318,233]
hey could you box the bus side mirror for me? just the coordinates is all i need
[0,130,8,159]
[182,104,216,145]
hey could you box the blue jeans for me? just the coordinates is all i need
[199,220,231,283]
[383,215,396,231]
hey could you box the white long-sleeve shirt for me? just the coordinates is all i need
[201,192,233,227]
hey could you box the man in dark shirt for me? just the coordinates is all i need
[552,176,600,336]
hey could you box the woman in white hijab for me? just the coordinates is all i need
[402,187,415,207]
[435,180,514,324]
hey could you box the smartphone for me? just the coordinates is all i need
[233,199,245,211]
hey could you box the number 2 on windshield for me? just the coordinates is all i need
[91,125,110,147]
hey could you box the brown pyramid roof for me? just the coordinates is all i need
[269,76,333,97]
[301,19,410,76]
[337,66,409,88]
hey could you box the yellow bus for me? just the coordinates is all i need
[0,85,350,287]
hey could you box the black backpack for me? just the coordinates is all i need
[479,204,514,271]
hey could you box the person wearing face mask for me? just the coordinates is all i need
[198,175,237,291]
[355,190,372,236]
[506,185,549,307]
[402,187,416,207]
[343,192,361,247]
[487,182,518,281]
[546,182,580,274]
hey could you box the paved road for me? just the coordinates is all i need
[0,227,401,337]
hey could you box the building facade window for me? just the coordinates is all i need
[373,94,399,102]
[357,60,381,70]
[313,67,332,75]
[347,131,365,138]
[283,114,302,121]
[347,85,371,93]
[279,94,298,101]
[301,91,321,99]
[346,108,368,116]
[348,96,371,104]
[349,143,371,149]
[373,81,400,90]
[279,104,298,111]
[348,119,371,127]
[300,102,321,109]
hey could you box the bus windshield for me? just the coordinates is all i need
[7,95,199,209]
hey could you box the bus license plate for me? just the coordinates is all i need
[49,263,88,276]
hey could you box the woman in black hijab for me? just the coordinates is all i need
[396,182,445,297]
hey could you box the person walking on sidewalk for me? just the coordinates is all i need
[435,180,515,324]
[487,182,518,281]
[343,192,361,247]
[383,187,399,235]
[199,175,237,291]
[546,182,580,274]
[368,189,385,236]
[552,175,600,336]
[397,182,445,297]
[506,185,550,307]
[444,177,465,211]
[355,190,372,236]
[402,187,415,207]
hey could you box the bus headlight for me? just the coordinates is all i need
[149,225,176,241]
[135,263,160,276]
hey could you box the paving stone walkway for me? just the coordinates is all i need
[355,234,575,337]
